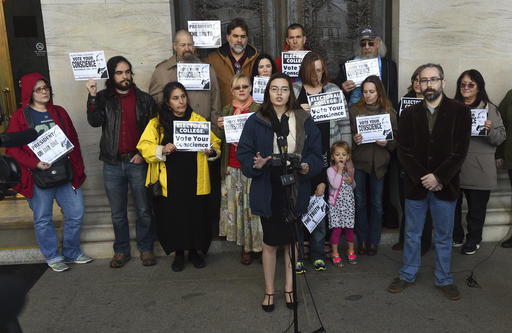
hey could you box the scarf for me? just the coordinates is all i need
[232,96,254,115]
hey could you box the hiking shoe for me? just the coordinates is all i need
[387,277,414,293]
[48,262,70,272]
[65,255,93,264]
[452,240,464,248]
[313,259,326,271]
[437,284,460,301]
[295,261,306,274]
[110,253,131,268]
[140,252,156,266]
[462,242,480,255]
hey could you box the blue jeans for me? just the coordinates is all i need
[400,192,456,286]
[103,161,153,254]
[27,183,84,264]
[354,169,384,245]
[298,216,326,262]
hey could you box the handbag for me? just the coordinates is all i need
[23,107,74,188]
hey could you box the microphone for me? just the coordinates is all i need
[0,129,39,147]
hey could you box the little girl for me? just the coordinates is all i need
[327,141,357,267]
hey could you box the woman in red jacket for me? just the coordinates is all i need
[6,73,91,272]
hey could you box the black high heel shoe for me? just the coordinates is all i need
[284,291,297,310]
[261,293,275,312]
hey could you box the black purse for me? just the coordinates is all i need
[23,107,74,188]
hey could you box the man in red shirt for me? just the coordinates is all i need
[86,56,157,268]
[274,23,308,76]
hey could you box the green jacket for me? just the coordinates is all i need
[496,90,512,168]
[216,102,260,179]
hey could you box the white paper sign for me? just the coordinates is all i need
[177,63,211,90]
[302,196,327,233]
[281,51,310,77]
[28,125,74,164]
[307,90,347,122]
[188,20,222,48]
[344,58,380,87]
[399,97,423,115]
[69,51,108,81]
[356,114,393,143]
[471,108,487,136]
[173,121,211,151]
[252,76,270,104]
[223,113,252,143]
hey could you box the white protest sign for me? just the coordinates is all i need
[307,90,347,122]
[399,97,423,115]
[252,76,270,104]
[28,125,74,164]
[223,113,252,143]
[173,121,211,151]
[344,58,380,87]
[471,108,487,136]
[177,63,211,90]
[69,51,108,80]
[302,196,327,233]
[188,20,222,48]
[281,51,310,77]
[356,114,393,144]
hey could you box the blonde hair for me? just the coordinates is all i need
[231,72,251,89]
[330,141,351,161]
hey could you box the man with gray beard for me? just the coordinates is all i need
[149,29,221,132]
[203,18,259,108]
[387,64,471,301]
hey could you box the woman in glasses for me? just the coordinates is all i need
[292,51,353,270]
[6,73,90,272]
[216,73,262,265]
[453,69,505,254]
[237,72,322,312]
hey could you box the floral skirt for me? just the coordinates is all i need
[219,166,263,252]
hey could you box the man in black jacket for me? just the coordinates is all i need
[86,56,157,268]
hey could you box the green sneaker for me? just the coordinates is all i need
[295,261,306,274]
[313,259,326,271]
[48,262,70,272]
[65,255,93,264]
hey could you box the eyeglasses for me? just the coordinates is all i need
[33,86,50,94]
[460,82,476,89]
[419,77,442,85]
[270,86,289,94]
[233,85,250,91]
[360,41,375,47]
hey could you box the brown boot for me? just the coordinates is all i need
[110,253,131,268]
[240,249,252,265]
[358,242,367,255]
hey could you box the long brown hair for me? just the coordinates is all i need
[354,75,392,113]
[259,72,299,119]
[298,52,329,86]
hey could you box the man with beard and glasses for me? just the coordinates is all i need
[387,64,471,301]
[86,56,157,268]
[149,30,221,132]
[204,17,259,108]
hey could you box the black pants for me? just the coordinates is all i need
[453,189,491,244]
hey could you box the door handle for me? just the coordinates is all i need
[2,88,10,93]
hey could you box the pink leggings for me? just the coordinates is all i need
[330,227,354,244]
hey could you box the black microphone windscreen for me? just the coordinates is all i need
[0,129,39,147]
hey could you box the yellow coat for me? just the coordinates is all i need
[137,112,221,197]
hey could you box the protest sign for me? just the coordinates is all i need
[223,113,252,143]
[281,51,310,77]
[302,196,327,233]
[252,76,270,104]
[69,51,108,80]
[187,20,222,48]
[307,90,347,122]
[173,121,211,151]
[177,63,211,90]
[399,97,423,115]
[471,108,488,136]
[28,125,74,164]
[356,114,393,143]
[344,58,380,86]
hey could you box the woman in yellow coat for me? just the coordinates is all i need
[137,82,221,272]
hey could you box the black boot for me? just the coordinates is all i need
[172,250,185,272]
[502,236,512,248]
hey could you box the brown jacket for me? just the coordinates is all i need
[349,103,398,179]
[148,55,221,133]
[203,43,259,108]
[398,95,471,201]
